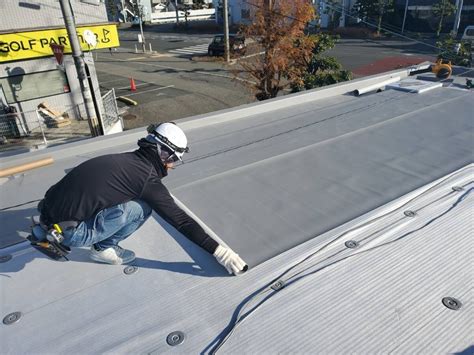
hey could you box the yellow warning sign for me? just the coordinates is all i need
[0,24,120,63]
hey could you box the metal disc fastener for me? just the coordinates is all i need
[271,280,285,291]
[3,312,22,325]
[404,210,417,217]
[0,255,12,263]
[442,297,462,311]
[452,186,464,192]
[345,240,359,249]
[166,331,185,346]
[123,265,138,275]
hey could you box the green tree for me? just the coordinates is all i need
[291,34,352,92]
[237,0,316,100]
[353,0,394,35]
[432,0,456,37]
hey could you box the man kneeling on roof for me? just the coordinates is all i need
[37,122,248,275]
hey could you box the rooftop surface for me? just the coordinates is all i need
[1,66,473,353]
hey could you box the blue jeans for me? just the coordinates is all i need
[63,199,152,250]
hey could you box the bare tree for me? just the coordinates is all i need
[236,0,316,101]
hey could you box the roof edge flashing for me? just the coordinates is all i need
[180,67,413,131]
[0,68,415,166]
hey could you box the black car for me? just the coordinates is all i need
[208,34,246,57]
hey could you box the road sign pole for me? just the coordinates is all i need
[58,0,101,136]
[136,1,146,53]
[223,0,230,63]
[453,0,463,36]
[401,0,409,34]
[175,0,180,25]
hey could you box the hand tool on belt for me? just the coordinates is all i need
[44,221,78,244]
[31,218,77,260]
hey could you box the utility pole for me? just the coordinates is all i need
[339,0,346,27]
[175,0,180,25]
[453,0,463,36]
[58,0,100,136]
[223,0,230,63]
[401,0,409,34]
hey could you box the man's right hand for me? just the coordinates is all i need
[213,245,248,276]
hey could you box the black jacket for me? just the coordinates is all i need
[41,139,218,254]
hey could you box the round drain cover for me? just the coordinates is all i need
[0,255,12,263]
[442,297,462,310]
[123,265,138,275]
[167,331,185,346]
[404,210,416,217]
[452,186,464,192]
[3,312,22,325]
[345,240,359,249]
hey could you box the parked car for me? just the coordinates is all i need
[208,34,246,57]
[461,25,474,44]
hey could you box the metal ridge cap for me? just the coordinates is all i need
[179,67,412,130]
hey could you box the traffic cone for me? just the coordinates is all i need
[130,77,137,92]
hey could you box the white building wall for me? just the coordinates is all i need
[0,0,109,136]
[0,0,108,31]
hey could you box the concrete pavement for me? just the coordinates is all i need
[95,50,255,129]
[96,27,440,129]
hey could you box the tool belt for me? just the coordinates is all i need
[29,221,72,260]
[35,200,77,258]
[37,200,78,240]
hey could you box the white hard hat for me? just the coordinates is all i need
[147,122,189,161]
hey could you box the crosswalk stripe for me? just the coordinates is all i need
[170,49,206,54]
[169,44,209,55]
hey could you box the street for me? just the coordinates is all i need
[95,25,437,129]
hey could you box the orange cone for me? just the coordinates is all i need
[130,77,137,92]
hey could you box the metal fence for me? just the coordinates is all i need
[0,104,92,153]
[101,88,121,134]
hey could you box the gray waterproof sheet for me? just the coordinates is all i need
[170,88,473,266]
[1,86,472,267]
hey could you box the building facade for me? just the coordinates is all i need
[0,0,121,142]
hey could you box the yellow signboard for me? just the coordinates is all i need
[0,24,120,63]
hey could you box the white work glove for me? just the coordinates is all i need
[213,245,248,276]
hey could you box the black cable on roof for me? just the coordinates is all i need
[208,167,473,353]
[0,199,42,212]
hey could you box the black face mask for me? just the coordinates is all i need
[136,138,168,177]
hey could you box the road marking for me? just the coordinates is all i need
[98,78,129,85]
[121,85,175,97]
[115,82,148,90]
[169,44,209,56]
[127,56,147,61]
